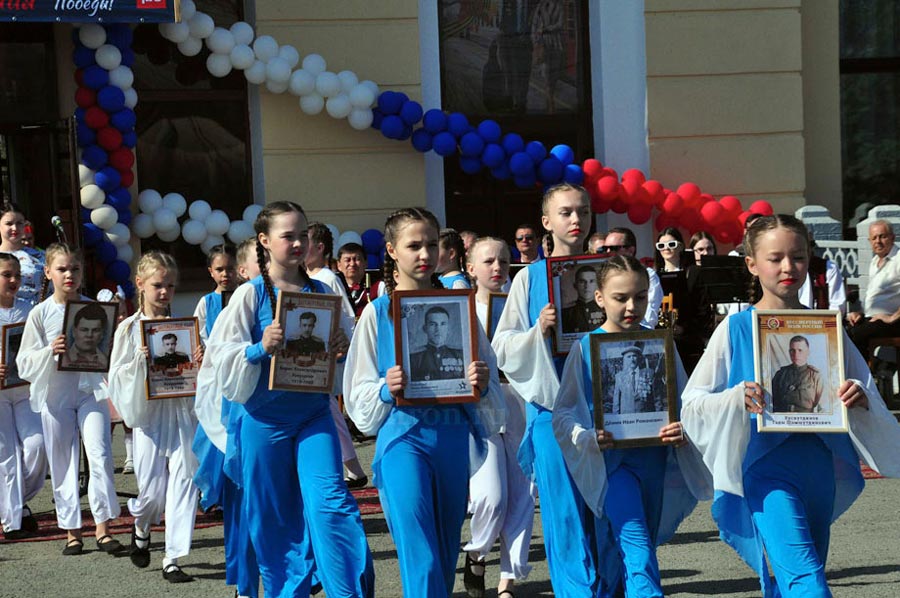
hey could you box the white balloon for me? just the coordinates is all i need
[206,210,231,236]
[348,108,374,131]
[325,224,340,244]
[132,213,156,238]
[91,205,119,230]
[206,53,233,78]
[109,65,134,89]
[80,184,106,210]
[162,192,187,217]
[252,35,279,62]
[288,69,315,96]
[124,88,138,109]
[95,45,122,70]
[242,204,263,224]
[158,22,175,41]
[299,94,325,115]
[168,22,191,44]
[138,189,163,214]
[315,72,341,98]
[337,70,359,93]
[349,84,376,108]
[227,220,254,244]
[79,165,94,188]
[188,200,212,220]
[360,80,379,99]
[229,45,255,70]
[326,94,352,119]
[278,45,301,69]
[302,53,326,75]
[337,231,363,250]
[115,244,134,264]
[177,36,204,57]
[181,219,208,245]
[244,61,267,85]
[265,80,289,94]
[153,208,179,233]
[78,24,106,49]
[265,57,291,84]
[157,226,182,243]
[180,0,197,21]
[188,12,215,39]
[206,28,236,55]
[230,21,255,46]
[201,234,227,255]
[105,223,131,247]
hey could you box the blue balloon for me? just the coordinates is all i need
[121,131,137,148]
[97,86,126,112]
[96,241,118,265]
[120,48,136,68]
[411,129,433,153]
[490,163,511,180]
[121,280,136,299]
[377,91,404,115]
[432,132,457,157]
[366,253,383,270]
[550,144,575,166]
[501,133,525,156]
[82,223,104,247]
[398,125,412,141]
[399,101,424,126]
[459,132,484,157]
[371,109,384,130]
[563,164,585,185]
[509,152,533,177]
[514,173,537,189]
[110,108,136,132]
[83,65,109,90]
[447,113,469,138]
[538,157,565,185]
[76,123,96,147]
[459,156,482,175]
[422,109,447,134]
[115,207,132,226]
[81,207,92,222]
[380,115,405,140]
[94,167,121,192]
[526,141,547,164]
[361,229,384,254]
[105,259,131,282]
[108,187,132,210]
[73,46,96,69]
[106,24,134,50]
[477,120,502,143]
[74,107,86,123]
[480,143,505,169]
[81,145,109,170]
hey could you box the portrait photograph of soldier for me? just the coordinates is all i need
[141,317,201,400]
[410,305,465,382]
[153,333,191,369]
[561,264,604,334]
[769,334,830,414]
[548,255,608,355]
[58,300,118,373]
[283,310,329,357]
[1,322,26,389]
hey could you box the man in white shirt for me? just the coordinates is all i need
[848,220,900,360]
[602,227,662,328]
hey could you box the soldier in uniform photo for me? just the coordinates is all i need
[409,306,465,381]
[611,345,658,414]
[772,335,824,413]
[284,311,326,356]
[152,333,191,368]
[562,265,604,333]
[64,303,110,369]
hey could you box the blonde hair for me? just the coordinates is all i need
[540,183,591,257]
[236,237,256,266]
[466,236,510,265]
[134,250,178,315]
[40,243,82,302]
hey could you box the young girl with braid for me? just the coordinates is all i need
[491,183,605,596]
[343,208,504,597]
[200,201,373,598]
[17,243,120,556]
[437,227,472,289]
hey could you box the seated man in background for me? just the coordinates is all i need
[848,220,900,361]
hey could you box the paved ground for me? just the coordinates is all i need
[2,431,900,597]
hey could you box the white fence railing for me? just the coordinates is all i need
[816,240,861,286]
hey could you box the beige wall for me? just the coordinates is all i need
[256,1,427,234]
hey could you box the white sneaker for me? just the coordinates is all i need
[123,460,134,474]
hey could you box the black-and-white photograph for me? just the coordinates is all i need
[590,329,678,447]
[58,300,118,373]
[1,322,27,389]
[283,309,330,357]
[141,317,201,400]
[393,289,479,405]
[547,255,608,355]
[269,291,341,393]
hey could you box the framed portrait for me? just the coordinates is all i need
[547,255,609,356]
[752,310,848,433]
[486,292,508,342]
[392,289,479,405]
[1,322,27,389]
[57,300,119,373]
[269,291,342,393]
[590,329,678,448]
[141,317,201,400]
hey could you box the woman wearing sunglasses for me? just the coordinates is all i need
[653,227,686,273]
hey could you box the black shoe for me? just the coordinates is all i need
[463,553,485,598]
[162,563,193,583]
[3,528,30,540]
[20,505,38,533]
[344,475,368,490]
[129,526,151,568]
[62,538,84,556]
[96,534,123,554]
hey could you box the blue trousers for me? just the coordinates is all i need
[745,435,834,598]
[240,404,374,598]
[378,420,470,597]
[222,476,259,598]
[530,411,601,597]
[193,424,225,511]
[603,448,667,598]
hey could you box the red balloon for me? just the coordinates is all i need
[611,197,628,214]
[655,214,672,231]
[628,202,652,225]
[600,167,618,180]
[642,180,665,206]
[119,170,135,188]
[662,192,685,216]
[680,208,702,233]
[622,168,646,184]
[97,127,123,151]
[700,201,726,228]
[582,159,603,182]
[85,106,109,130]
[109,148,135,171]
[75,87,96,109]
[719,195,742,215]
[677,182,701,202]
[596,176,620,202]
[74,68,84,87]
[621,178,642,202]
[714,227,732,244]
[748,200,774,216]
[724,221,743,245]
[738,210,751,228]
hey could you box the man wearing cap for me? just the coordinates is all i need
[562,265,604,333]
[410,306,465,381]
[611,345,657,414]
[772,335,824,413]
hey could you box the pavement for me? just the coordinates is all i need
[2,430,900,597]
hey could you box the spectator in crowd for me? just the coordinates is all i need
[587,232,605,254]
[848,220,900,360]
[688,231,717,266]
[510,224,543,263]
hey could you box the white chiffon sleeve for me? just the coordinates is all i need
[681,318,750,497]
[194,297,208,343]
[108,314,152,428]
[343,302,393,436]
[473,324,506,437]
[205,284,263,405]
[491,267,559,409]
[16,306,56,413]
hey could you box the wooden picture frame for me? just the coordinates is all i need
[590,329,678,448]
[547,254,609,356]
[392,289,479,405]
[141,317,201,400]
[486,292,508,342]
[269,291,342,393]
[1,322,27,390]
[57,300,119,373]
[752,309,848,433]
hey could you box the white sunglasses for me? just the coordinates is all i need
[655,240,681,251]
